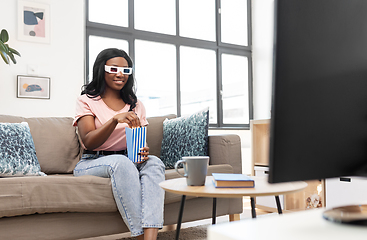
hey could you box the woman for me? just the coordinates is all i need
[73,48,165,240]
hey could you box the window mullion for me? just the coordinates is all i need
[128,0,134,30]
[216,0,221,44]
[216,49,223,128]
[248,55,254,122]
[176,45,181,117]
[176,0,180,37]
[176,0,180,117]
[128,0,135,61]
[247,0,253,47]
[216,0,222,127]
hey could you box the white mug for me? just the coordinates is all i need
[174,156,209,186]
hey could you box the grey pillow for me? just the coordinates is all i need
[0,122,44,176]
[160,109,209,169]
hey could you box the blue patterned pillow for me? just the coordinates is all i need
[160,109,209,169]
[0,122,44,176]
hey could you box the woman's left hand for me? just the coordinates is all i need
[137,146,149,163]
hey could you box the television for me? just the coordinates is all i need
[268,0,367,223]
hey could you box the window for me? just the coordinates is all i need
[180,46,217,124]
[222,53,249,124]
[221,0,248,46]
[88,0,128,27]
[86,0,252,128]
[135,40,177,117]
[179,0,216,41]
[135,0,176,35]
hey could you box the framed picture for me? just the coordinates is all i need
[17,0,50,43]
[17,75,50,99]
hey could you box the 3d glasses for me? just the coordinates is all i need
[105,65,133,75]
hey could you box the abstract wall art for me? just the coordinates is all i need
[18,0,50,43]
[17,75,50,99]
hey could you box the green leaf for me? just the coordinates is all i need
[9,47,21,57]
[0,29,9,43]
[0,30,20,64]
[0,51,9,64]
[0,40,7,52]
[2,43,9,52]
[8,52,16,64]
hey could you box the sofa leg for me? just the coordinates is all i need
[229,214,241,222]
[164,224,176,231]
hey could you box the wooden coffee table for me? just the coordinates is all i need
[159,175,307,240]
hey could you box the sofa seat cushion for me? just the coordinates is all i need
[0,164,234,218]
[0,174,117,218]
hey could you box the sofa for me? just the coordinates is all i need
[0,114,243,240]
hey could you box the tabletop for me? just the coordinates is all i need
[159,176,307,198]
[207,208,367,240]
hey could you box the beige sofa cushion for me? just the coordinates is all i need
[26,117,82,174]
[146,114,176,157]
[0,174,117,218]
[0,115,82,174]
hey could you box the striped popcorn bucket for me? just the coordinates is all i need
[125,127,147,163]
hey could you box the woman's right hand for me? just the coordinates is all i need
[113,111,141,128]
[77,111,141,150]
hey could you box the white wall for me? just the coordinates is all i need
[252,0,274,120]
[0,0,85,118]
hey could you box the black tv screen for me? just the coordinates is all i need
[268,0,367,183]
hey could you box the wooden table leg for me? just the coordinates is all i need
[275,195,283,214]
[176,195,186,240]
[250,197,257,218]
[229,214,241,221]
[212,198,217,224]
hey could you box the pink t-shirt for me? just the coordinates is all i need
[73,95,149,151]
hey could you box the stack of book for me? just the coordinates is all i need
[212,173,255,188]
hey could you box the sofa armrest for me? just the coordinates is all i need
[208,134,242,174]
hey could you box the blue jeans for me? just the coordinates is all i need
[73,154,165,237]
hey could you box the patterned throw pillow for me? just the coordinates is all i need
[0,122,44,176]
[160,108,209,169]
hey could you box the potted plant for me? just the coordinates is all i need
[0,29,21,64]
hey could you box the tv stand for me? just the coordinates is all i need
[323,205,367,225]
